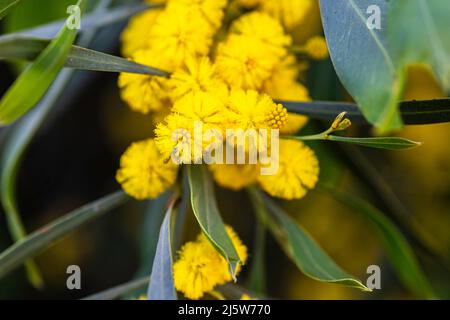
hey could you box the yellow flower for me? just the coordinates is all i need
[241,294,254,300]
[230,11,292,57]
[173,240,224,300]
[215,35,279,90]
[120,9,161,58]
[155,113,198,164]
[172,91,228,127]
[260,0,313,31]
[148,5,213,69]
[226,89,287,130]
[258,140,319,200]
[118,50,171,114]
[209,164,260,191]
[116,139,178,200]
[156,92,227,163]
[169,56,228,101]
[173,227,247,300]
[263,55,311,134]
[167,0,227,32]
[305,36,329,60]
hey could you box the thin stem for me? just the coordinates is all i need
[209,290,226,300]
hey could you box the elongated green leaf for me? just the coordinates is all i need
[327,136,420,150]
[286,135,421,150]
[0,0,85,126]
[83,277,150,300]
[187,165,241,278]
[256,190,370,291]
[280,99,450,126]
[0,35,170,76]
[147,200,177,300]
[320,0,403,132]
[0,0,21,19]
[0,191,129,280]
[388,0,450,92]
[13,2,155,38]
[318,185,435,299]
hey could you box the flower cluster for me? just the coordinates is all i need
[173,226,247,299]
[117,0,327,201]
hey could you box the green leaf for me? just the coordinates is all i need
[280,99,450,126]
[320,0,403,132]
[246,222,266,294]
[147,199,177,300]
[0,0,21,19]
[82,277,150,300]
[286,135,421,150]
[0,35,169,76]
[0,191,129,281]
[187,165,241,279]
[0,0,85,126]
[255,190,370,291]
[388,0,450,92]
[318,185,435,299]
[327,136,421,150]
[12,1,154,38]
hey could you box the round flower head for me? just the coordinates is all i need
[209,163,260,191]
[260,0,313,31]
[230,12,292,58]
[173,226,247,299]
[226,89,287,130]
[172,91,228,129]
[169,56,228,101]
[148,5,213,69]
[173,240,224,300]
[155,113,199,164]
[215,35,279,90]
[118,50,171,114]
[258,140,319,200]
[167,0,227,32]
[263,55,311,134]
[305,36,329,60]
[120,9,161,58]
[116,139,178,200]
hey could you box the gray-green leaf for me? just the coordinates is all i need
[320,0,403,132]
[263,194,370,291]
[187,165,241,279]
[0,0,84,126]
[147,200,177,300]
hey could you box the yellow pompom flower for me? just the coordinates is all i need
[258,140,319,200]
[148,5,213,69]
[305,36,329,60]
[173,226,247,300]
[120,9,161,58]
[263,55,311,134]
[172,91,228,128]
[230,12,292,57]
[116,139,178,200]
[169,56,228,101]
[167,0,227,32]
[209,164,260,191]
[156,92,228,163]
[118,50,171,114]
[260,0,313,31]
[226,89,287,130]
[173,240,224,300]
[155,113,199,164]
[215,35,279,90]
